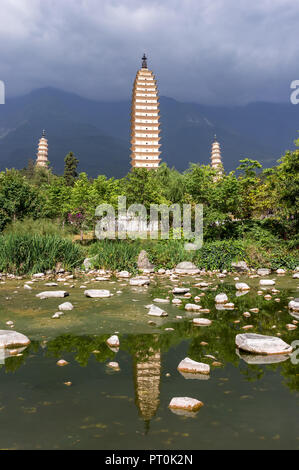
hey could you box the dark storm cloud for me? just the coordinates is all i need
[0,0,298,104]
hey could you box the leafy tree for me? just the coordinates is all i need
[64,152,79,186]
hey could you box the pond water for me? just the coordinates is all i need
[0,273,298,450]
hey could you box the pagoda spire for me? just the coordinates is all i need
[36,129,49,168]
[142,53,148,69]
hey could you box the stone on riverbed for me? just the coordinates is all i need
[177,357,210,375]
[129,278,150,287]
[235,283,250,291]
[148,305,168,317]
[169,397,204,413]
[106,335,120,348]
[257,268,271,276]
[215,293,228,304]
[293,273,299,279]
[24,284,32,290]
[58,302,74,311]
[175,262,200,275]
[276,269,286,274]
[172,287,190,295]
[259,279,275,286]
[193,318,212,326]
[0,330,30,348]
[84,289,111,298]
[235,333,292,355]
[117,271,131,278]
[36,291,69,299]
[153,298,170,304]
[45,282,58,287]
[185,303,202,312]
[289,299,299,311]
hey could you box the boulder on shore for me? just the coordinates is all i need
[36,291,69,299]
[231,261,249,272]
[129,278,150,287]
[175,262,200,275]
[0,330,30,348]
[137,250,155,271]
[257,268,271,276]
[235,333,292,355]
[106,335,120,348]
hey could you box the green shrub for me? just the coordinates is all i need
[0,234,84,274]
[194,240,245,270]
[145,239,192,269]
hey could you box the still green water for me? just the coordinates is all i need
[0,273,298,450]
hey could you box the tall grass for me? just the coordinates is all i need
[89,239,142,272]
[3,218,74,238]
[0,234,84,274]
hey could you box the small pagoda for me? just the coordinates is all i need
[36,130,49,167]
[210,135,223,177]
[130,54,161,169]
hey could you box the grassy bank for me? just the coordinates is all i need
[0,233,297,275]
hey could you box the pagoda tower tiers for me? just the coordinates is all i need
[130,54,161,169]
[210,135,223,176]
[36,130,49,167]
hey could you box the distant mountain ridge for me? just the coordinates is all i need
[0,87,298,177]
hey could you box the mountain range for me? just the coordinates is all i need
[0,87,298,178]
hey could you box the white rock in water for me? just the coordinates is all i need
[45,282,58,287]
[106,335,120,347]
[193,318,212,326]
[169,397,203,412]
[177,357,210,375]
[129,278,150,286]
[84,289,111,298]
[235,333,292,355]
[289,299,299,311]
[276,269,286,274]
[185,303,202,312]
[24,284,32,290]
[158,269,166,275]
[0,330,30,348]
[117,271,131,278]
[58,302,74,311]
[95,276,110,281]
[175,262,200,275]
[52,313,61,319]
[259,279,275,286]
[172,287,190,295]
[107,361,120,370]
[257,268,271,276]
[215,293,228,304]
[235,283,250,291]
[148,305,168,317]
[36,291,69,299]
[172,298,182,305]
[293,273,299,279]
[33,273,45,278]
[153,298,170,304]
[195,282,209,288]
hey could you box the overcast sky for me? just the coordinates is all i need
[0,0,298,104]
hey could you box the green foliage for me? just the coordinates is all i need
[89,239,142,272]
[0,234,84,274]
[64,151,79,186]
[145,239,192,269]
[194,240,245,270]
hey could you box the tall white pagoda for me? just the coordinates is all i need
[210,135,223,177]
[130,54,161,169]
[36,130,49,168]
